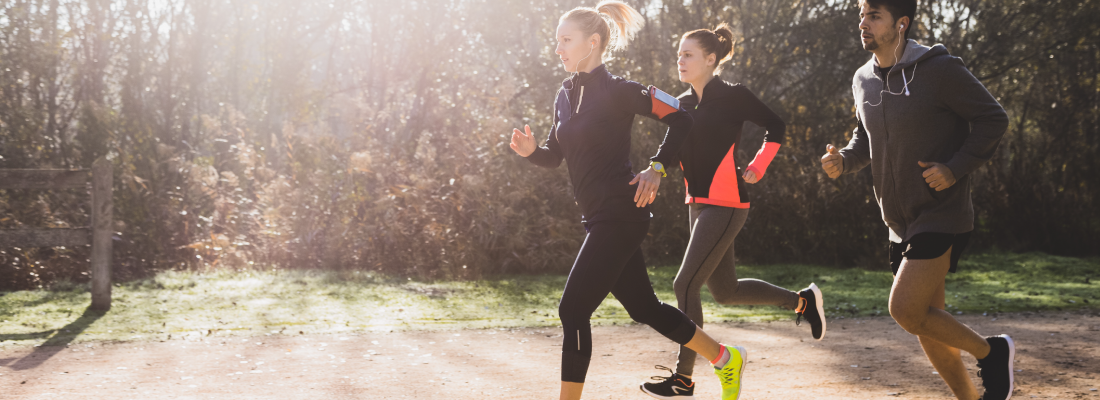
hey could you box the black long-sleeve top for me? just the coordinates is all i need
[676,78,786,208]
[525,64,693,226]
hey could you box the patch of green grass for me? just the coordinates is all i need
[681,252,1099,322]
[0,252,1096,348]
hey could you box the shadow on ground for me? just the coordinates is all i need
[0,307,104,370]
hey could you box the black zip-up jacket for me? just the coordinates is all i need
[676,78,786,208]
[525,64,693,225]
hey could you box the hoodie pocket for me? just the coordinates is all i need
[927,173,966,203]
[926,184,943,202]
[898,162,938,223]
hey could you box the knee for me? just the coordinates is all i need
[673,275,694,301]
[628,302,694,342]
[710,281,741,304]
[558,302,583,325]
[625,306,658,326]
[888,301,928,335]
[674,274,715,305]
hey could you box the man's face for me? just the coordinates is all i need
[859,3,901,52]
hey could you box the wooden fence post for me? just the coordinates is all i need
[90,157,112,311]
[0,158,113,309]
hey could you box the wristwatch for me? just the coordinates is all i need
[650,161,666,178]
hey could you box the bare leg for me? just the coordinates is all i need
[682,325,721,361]
[560,382,584,400]
[913,261,980,400]
[890,247,989,399]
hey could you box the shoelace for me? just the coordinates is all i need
[715,366,738,385]
[648,365,675,382]
[795,295,808,326]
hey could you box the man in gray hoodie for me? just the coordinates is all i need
[820,1,1014,399]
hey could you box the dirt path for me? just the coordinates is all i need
[2,312,1098,399]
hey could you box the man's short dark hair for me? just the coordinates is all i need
[861,0,917,39]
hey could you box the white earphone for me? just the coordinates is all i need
[898,24,909,95]
[864,20,916,106]
[572,41,597,75]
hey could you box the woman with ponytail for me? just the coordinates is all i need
[509,3,749,400]
[639,24,828,399]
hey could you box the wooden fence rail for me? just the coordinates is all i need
[0,157,113,310]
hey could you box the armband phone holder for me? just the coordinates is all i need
[649,85,680,119]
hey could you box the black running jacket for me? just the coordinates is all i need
[525,64,693,225]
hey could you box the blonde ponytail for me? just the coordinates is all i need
[561,1,645,57]
[595,1,644,51]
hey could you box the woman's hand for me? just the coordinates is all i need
[742,169,759,184]
[629,167,662,207]
[509,125,537,157]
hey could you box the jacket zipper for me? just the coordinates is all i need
[576,85,585,114]
[879,68,907,238]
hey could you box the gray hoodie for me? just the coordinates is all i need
[840,40,1008,243]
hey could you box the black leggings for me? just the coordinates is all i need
[559,220,697,383]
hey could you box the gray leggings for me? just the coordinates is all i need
[674,204,800,376]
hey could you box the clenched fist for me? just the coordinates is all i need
[918,161,956,191]
[820,144,844,179]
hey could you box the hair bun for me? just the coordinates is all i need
[682,22,737,73]
[713,23,734,65]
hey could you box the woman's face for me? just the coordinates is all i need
[555,20,598,73]
[677,38,716,83]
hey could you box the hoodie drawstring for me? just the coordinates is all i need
[865,61,919,107]
[900,64,916,96]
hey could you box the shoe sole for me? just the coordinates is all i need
[1001,334,1015,400]
[638,384,695,400]
[810,283,826,341]
[731,345,748,400]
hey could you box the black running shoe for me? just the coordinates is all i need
[796,283,826,340]
[640,365,695,399]
[977,334,1016,400]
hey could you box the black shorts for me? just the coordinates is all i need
[889,231,972,276]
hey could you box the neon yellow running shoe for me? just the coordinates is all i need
[712,345,747,400]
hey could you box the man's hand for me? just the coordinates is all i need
[918,161,956,191]
[820,144,844,179]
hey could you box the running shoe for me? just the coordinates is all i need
[796,283,827,340]
[640,365,695,399]
[713,345,747,400]
[977,334,1015,400]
